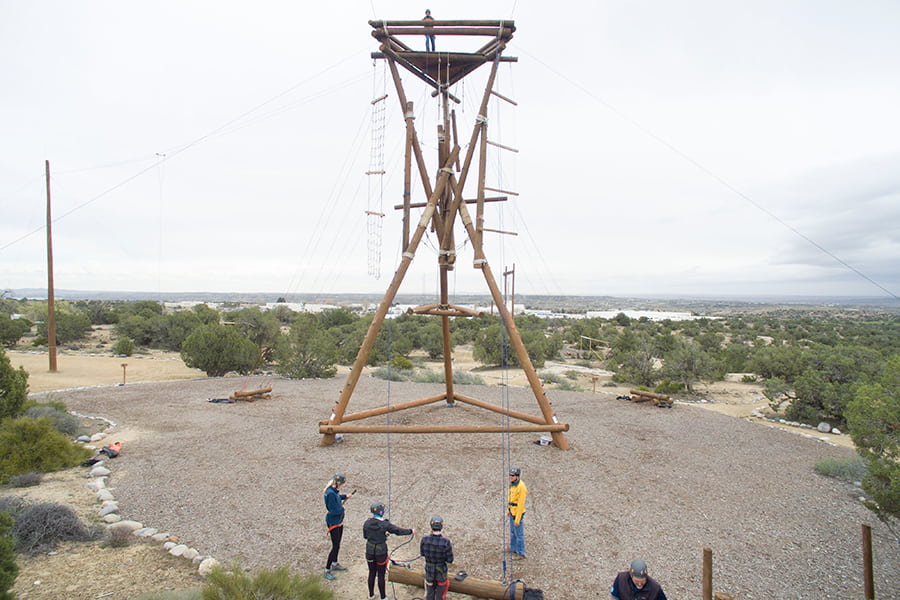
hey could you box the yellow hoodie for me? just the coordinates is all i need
[507,479,528,525]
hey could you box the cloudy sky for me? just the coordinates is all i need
[2,1,899,301]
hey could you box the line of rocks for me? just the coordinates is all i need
[78,429,220,577]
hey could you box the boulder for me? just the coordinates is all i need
[90,466,111,477]
[198,557,220,576]
[108,520,142,533]
[817,422,831,433]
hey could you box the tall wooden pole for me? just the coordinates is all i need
[320,148,460,446]
[45,160,58,373]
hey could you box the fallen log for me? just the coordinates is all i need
[629,389,670,401]
[229,386,273,401]
[388,564,523,600]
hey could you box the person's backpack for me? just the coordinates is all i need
[503,579,545,600]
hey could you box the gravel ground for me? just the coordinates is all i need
[43,376,899,600]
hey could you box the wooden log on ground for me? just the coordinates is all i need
[232,386,273,398]
[629,389,670,402]
[388,564,523,600]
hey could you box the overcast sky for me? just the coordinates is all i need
[2,1,899,301]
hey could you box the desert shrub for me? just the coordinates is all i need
[655,379,685,395]
[182,324,259,377]
[815,456,868,483]
[0,417,92,483]
[0,349,28,419]
[22,404,83,437]
[740,374,758,383]
[137,590,203,600]
[390,356,414,370]
[202,563,333,600]
[538,371,562,384]
[554,379,581,392]
[12,502,96,554]
[451,371,485,385]
[0,512,17,599]
[0,497,26,516]
[102,526,134,548]
[6,472,42,488]
[370,367,410,382]
[113,336,135,356]
[564,370,580,380]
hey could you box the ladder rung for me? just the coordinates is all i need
[490,89,518,106]
[483,186,519,196]
[366,170,386,175]
[371,94,389,105]
[486,140,519,153]
[365,210,385,217]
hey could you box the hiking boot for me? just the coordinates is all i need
[511,553,526,561]
[323,570,336,581]
[330,563,347,571]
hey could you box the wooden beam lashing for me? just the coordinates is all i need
[388,564,523,600]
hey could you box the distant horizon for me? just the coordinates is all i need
[7,287,899,309]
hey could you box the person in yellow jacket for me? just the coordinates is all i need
[507,466,528,560]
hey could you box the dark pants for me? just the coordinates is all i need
[326,525,343,568]
[425,577,450,600]
[366,552,389,598]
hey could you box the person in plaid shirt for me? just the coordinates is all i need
[420,515,454,600]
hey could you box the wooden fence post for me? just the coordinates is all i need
[702,547,713,600]
[862,523,874,600]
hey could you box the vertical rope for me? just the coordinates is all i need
[385,318,393,519]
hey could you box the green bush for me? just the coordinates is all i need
[0,512,18,600]
[113,336,135,356]
[202,563,334,600]
[181,324,259,377]
[11,502,97,554]
[0,417,92,483]
[564,370,580,380]
[814,456,868,482]
[390,356,414,370]
[0,349,28,419]
[655,379,685,395]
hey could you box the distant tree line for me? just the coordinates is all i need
[0,297,898,521]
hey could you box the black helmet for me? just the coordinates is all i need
[333,472,346,484]
[370,501,386,516]
[430,515,444,531]
[509,466,521,476]
[630,559,648,578]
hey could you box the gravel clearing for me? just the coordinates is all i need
[44,376,899,600]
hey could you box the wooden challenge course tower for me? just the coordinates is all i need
[319,18,570,451]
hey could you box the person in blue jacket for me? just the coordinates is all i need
[323,472,354,581]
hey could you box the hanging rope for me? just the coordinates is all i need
[385,317,393,518]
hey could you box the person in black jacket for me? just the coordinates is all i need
[609,559,668,600]
[420,515,454,600]
[362,501,414,600]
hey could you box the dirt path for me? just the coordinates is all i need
[6,349,870,599]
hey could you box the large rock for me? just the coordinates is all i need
[817,421,831,433]
[108,520,143,533]
[198,557,220,576]
[90,466,111,477]
[98,503,119,517]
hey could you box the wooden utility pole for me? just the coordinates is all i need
[319,19,570,449]
[45,160,58,372]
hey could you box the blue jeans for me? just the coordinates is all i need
[509,514,525,555]
[426,35,435,52]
